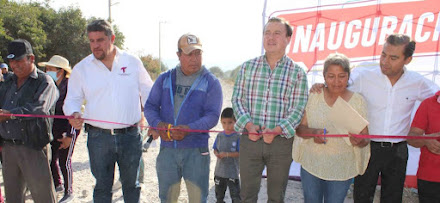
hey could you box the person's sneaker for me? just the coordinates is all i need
[55,185,64,193]
[58,193,74,203]
[112,180,122,192]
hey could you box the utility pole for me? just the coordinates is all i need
[261,0,268,55]
[159,21,162,72]
[108,0,112,22]
[159,21,167,72]
[108,0,119,22]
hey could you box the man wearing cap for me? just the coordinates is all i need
[144,33,222,203]
[0,63,10,82]
[0,63,7,73]
[0,39,59,202]
[232,17,308,202]
[63,19,153,202]
[39,55,78,202]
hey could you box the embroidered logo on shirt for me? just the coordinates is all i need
[119,67,130,76]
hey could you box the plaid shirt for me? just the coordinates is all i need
[232,55,308,138]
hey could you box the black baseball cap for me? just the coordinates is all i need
[7,39,33,60]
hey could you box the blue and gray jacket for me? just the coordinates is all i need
[144,66,222,148]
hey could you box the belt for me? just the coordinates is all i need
[3,138,24,145]
[371,141,407,148]
[85,124,137,135]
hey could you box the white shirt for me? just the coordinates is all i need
[349,64,438,142]
[63,48,153,129]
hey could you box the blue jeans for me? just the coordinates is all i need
[87,127,142,203]
[301,167,352,203]
[156,147,210,203]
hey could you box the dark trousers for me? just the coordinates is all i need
[2,144,57,203]
[50,133,78,195]
[240,135,293,203]
[214,176,240,203]
[418,179,440,203]
[354,141,408,203]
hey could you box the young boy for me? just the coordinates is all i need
[213,107,240,203]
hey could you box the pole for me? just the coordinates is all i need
[108,0,119,23]
[108,0,112,22]
[159,21,162,72]
[261,0,268,55]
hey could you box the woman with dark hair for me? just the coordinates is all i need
[293,53,370,203]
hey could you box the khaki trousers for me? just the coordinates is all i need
[239,135,293,203]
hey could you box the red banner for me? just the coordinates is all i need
[275,0,440,70]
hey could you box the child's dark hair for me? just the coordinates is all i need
[221,107,235,120]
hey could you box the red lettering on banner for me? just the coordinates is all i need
[275,0,440,70]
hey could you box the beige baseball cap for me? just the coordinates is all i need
[38,55,72,78]
[178,33,202,54]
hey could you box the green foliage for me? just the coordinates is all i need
[209,66,224,79]
[0,1,126,68]
[140,54,168,81]
[112,25,125,49]
[224,65,241,82]
[38,6,89,66]
[0,1,47,62]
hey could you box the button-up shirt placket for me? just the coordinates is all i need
[233,55,308,138]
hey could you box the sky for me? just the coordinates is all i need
[33,0,435,75]
[45,0,269,71]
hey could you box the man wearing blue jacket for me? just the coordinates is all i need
[145,33,222,203]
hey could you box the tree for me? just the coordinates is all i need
[140,54,167,80]
[0,1,48,62]
[209,66,224,79]
[0,1,126,67]
[38,6,90,66]
[224,65,241,82]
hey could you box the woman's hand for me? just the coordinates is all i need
[312,129,327,144]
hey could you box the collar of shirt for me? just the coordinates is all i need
[65,47,146,129]
[263,54,288,69]
[351,65,437,142]
[232,54,308,138]
[90,47,121,67]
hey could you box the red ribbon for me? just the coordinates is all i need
[3,113,439,140]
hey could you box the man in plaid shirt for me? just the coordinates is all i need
[232,17,308,203]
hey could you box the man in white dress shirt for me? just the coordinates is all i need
[63,19,153,202]
[350,34,438,202]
